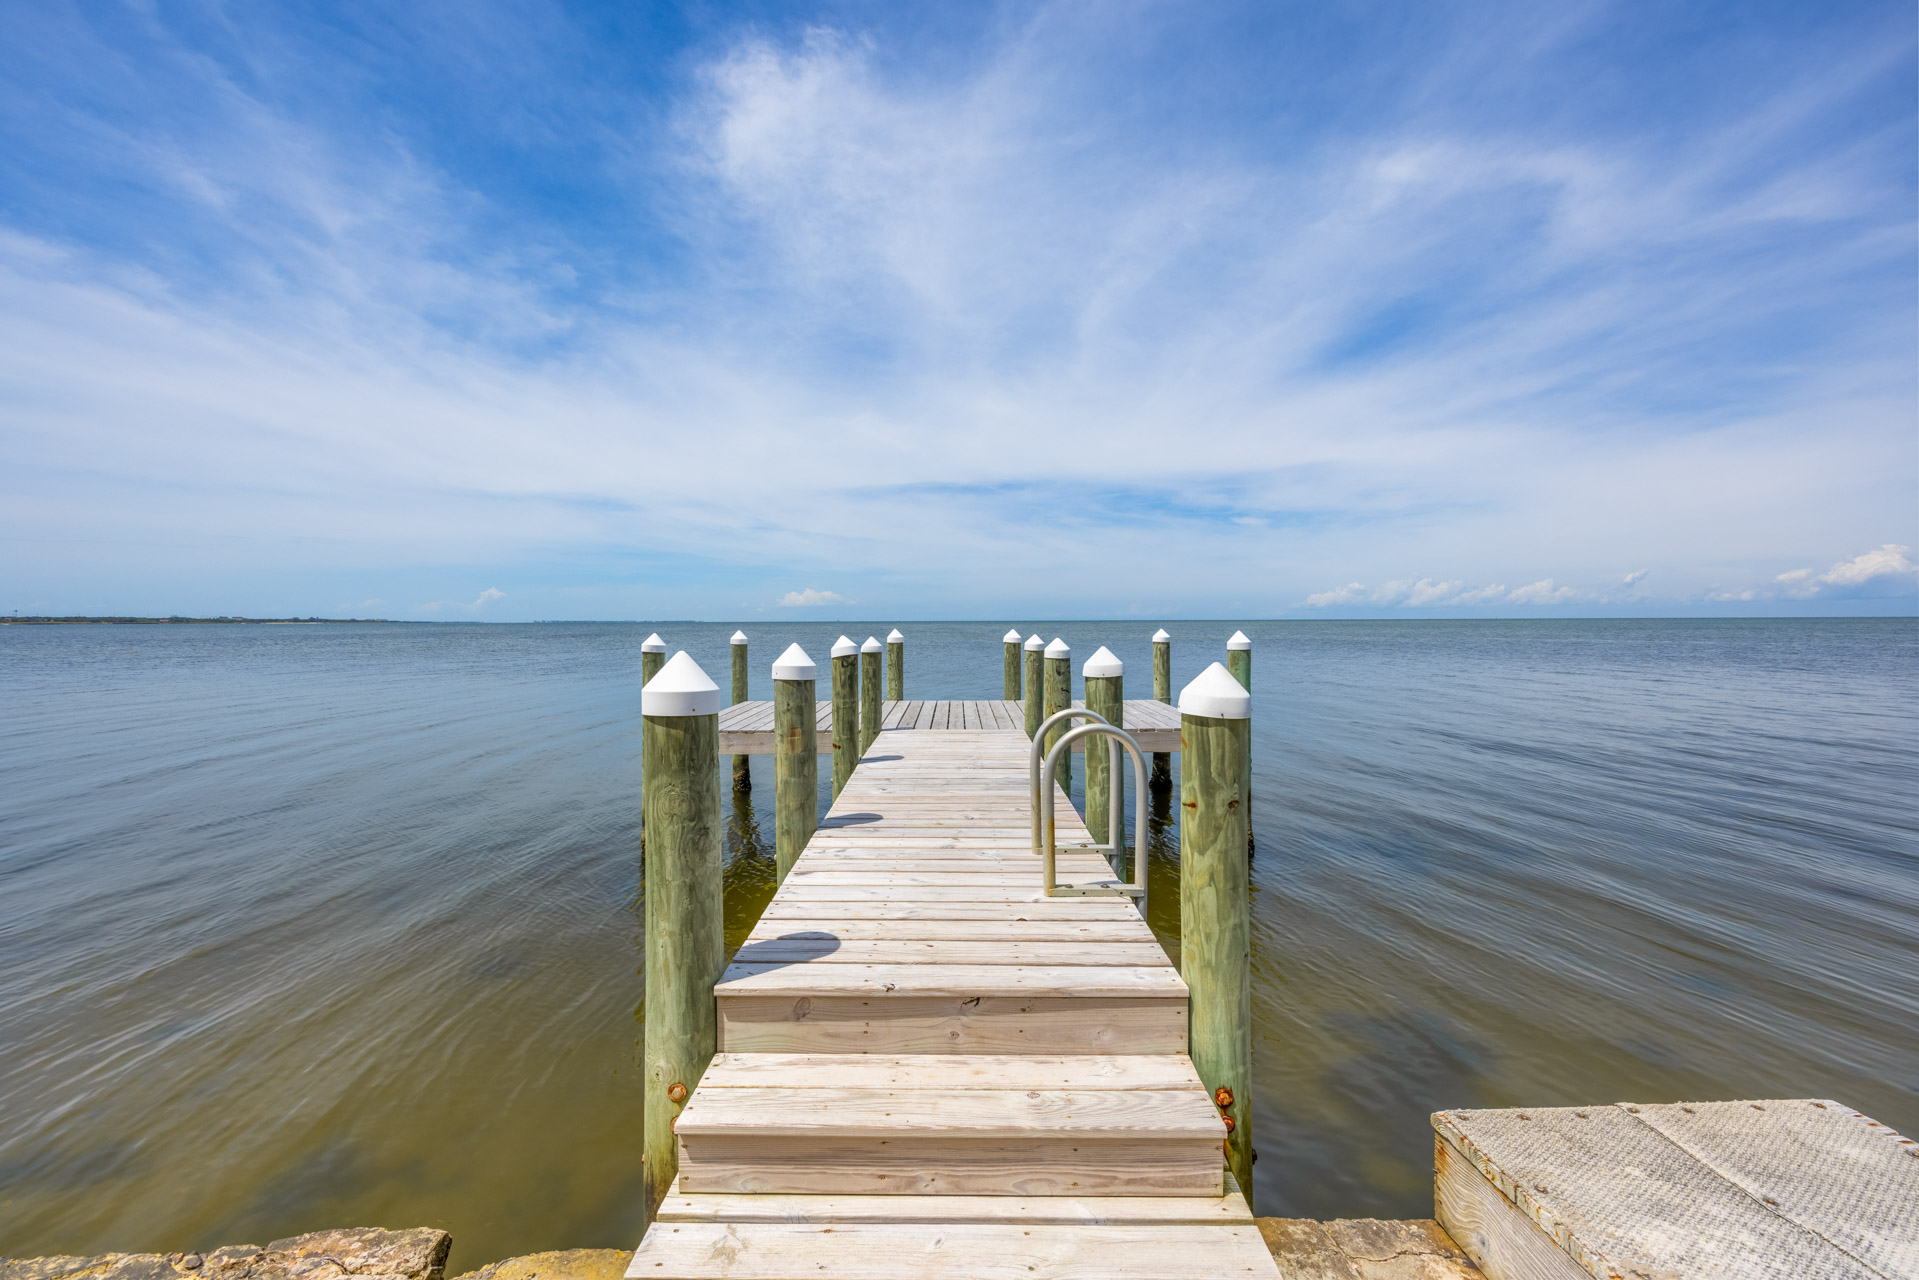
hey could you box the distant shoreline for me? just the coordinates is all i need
[1,616,389,625]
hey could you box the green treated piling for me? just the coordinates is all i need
[887,629,904,701]
[1227,630,1253,853]
[1043,637,1072,791]
[830,635,859,798]
[1003,628,1023,701]
[860,636,882,752]
[730,630,750,787]
[771,643,818,885]
[1022,633,1044,739]
[640,632,667,688]
[1177,661,1253,1201]
[639,651,724,1229]
[1083,646,1124,848]
[1152,628,1172,784]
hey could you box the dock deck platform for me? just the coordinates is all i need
[716,699,1182,754]
[628,724,1278,1279]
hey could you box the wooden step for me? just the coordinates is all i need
[625,1222,1279,1278]
[675,1053,1227,1196]
[656,1172,1255,1225]
[716,965,1188,1054]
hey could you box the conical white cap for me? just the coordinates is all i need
[1083,645,1122,678]
[861,635,882,653]
[1003,628,1022,643]
[887,628,904,643]
[772,643,817,681]
[1179,661,1251,719]
[642,651,721,716]
[1227,630,1252,651]
[1024,633,1045,650]
[1045,637,1070,659]
[731,630,748,644]
[831,635,858,658]
[1152,629,1171,643]
[640,632,667,653]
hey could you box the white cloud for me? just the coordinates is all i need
[1449,584,1510,605]
[1623,569,1649,586]
[1506,579,1577,605]
[779,588,845,607]
[1817,543,1914,587]
[1776,544,1916,597]
[1304,582,1367,607]
[475,587,505,605]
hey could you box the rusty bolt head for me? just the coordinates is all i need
[1214,1086,1234,1109]
[666,1081,688,1104]
[1222,1115,1236,1133]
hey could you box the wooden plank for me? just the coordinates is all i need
[676,1134,1224,1197]
[717,994,1188,1054]
[1435,1132,1590,1280]
[678,1086,1222,1138]
[729,939,1172,966]
[741,920,1154,943]
[623,1223,1282,1279]
[655,1174,1255,1225]
[698,1053,1204,1091]
[718,964,1185,997]
[754,899,1147,922]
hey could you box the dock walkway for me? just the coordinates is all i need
[717,699,1183,754]
[628,725,1279,1279]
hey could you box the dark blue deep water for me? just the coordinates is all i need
[2,619,1914,1265]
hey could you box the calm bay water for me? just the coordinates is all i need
[2,619,1914,1264]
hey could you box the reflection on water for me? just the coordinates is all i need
[1,619,1914,1265]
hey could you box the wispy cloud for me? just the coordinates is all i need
[778,588,845,607]
[1775,544,1917,598]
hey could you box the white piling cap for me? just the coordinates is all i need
[772,642,817,681]
[1227,630,1252,651]
[861,635,882,653]
[1045,637,1070,659]
[831,635,858,658]
[642,651,721,716]
[1024,633,1045,650]
[731,630,748,645]
[1152,629,1171,643]
[1179,662,1252,719]
[887,628,904,644]
[640,632,667,653]
[1003,628,1022,643]
[1083,646,1123,678]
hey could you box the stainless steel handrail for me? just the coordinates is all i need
[1028,707,1109,857]
[1039,722,1149,903]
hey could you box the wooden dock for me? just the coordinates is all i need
[717,699,1183,755]
[627,723,1279,1279]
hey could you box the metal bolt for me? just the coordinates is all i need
[666,1081,688,1104]
[1536,1183,1548,1193]
[1214,1086,1234,1109]
[1765,1197,1778,1205]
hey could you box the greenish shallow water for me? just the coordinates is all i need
[1,619,1914,1266]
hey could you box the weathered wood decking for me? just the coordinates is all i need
[717,699,1182,754]
[628,725,1279,1279]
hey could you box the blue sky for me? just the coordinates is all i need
[2,0,1914,620]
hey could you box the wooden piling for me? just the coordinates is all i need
[886,628,904,701]
[1152,628,1172,785]
[640,631,667,688]
[639,651,724,1228]
[1003,628,1023,701]
[1022,633,1045,739]
[1227,630,1253,854]
[1177,662,1253,1200]
[771,643,818,885]
[860,636,882,752]
[1083,646,1124,849]
[1043,637,1072,791]
[730,630,750,787]
[830,636,859,798]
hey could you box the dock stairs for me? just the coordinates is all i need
[629,728,1279,1278]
